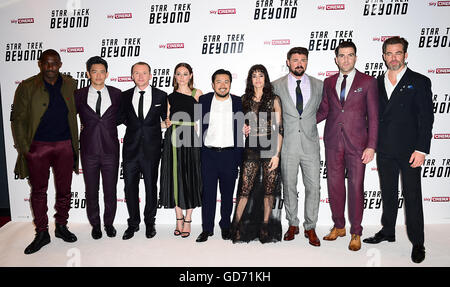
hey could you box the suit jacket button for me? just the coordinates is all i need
[341,109,344,112]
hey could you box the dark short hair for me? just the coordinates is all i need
[39,49,61,62]
[287,47,309,60]
[382,36,409,54]
[335,41,357,57]
[211,69,232,83]
[131,61,151,75]
[86,56,108,72]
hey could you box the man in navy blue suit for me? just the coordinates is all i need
[196,69,243,242]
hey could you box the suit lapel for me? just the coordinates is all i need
[344,70,361,104]
[383,68,411,116]
[328,74,340,107]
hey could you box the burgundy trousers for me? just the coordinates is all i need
[26,140,74,232]
[325,134,366,236]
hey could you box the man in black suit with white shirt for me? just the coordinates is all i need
[120,62,167,239]
[363,37,434,264]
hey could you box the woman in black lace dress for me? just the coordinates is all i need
[231,64,283,243]
[160,63,203,238]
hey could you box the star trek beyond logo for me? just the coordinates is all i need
[363,0,408,16]
[202,34,245,54]
[149,3,191,24]
[418,27,450,48]
[364,62,384,77]
[71,191,86,209]
[254,0,298,20]
[309,30,353,51]
[5,42,42,62]
[365,190,404,209]
[422,158,450,178]
[61,71,91,89]
[50,8,90,29]
[100,38,141,58]
[152,67,172,88]
[432,93,450,114]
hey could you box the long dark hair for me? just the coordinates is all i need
[242,64,275,112]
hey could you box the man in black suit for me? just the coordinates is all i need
[363,37,434,264]
[120,62,167,239]
[195,69,244,242]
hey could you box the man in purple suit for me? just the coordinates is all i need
[75,56,122,239]
[317,41,378,251]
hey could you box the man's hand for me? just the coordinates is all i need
[361,148,375,164]
[409,151,425,168]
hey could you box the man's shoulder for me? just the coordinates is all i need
[199,92,214,103]
[106,85,122,94]
[272,74,288,86]
[151,85,168,96]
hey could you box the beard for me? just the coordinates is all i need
[290,66,305,77]
[215,91,229,98]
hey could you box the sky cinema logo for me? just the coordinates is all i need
[10,17,34,24]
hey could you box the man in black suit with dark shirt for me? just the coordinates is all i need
[120,62,167,239]
[363,37,434,264]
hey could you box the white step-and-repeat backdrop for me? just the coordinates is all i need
[1,0,449,227]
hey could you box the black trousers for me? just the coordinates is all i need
[377,153,424,246]
[123,149,161,228]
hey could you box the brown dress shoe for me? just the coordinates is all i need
[349,234,361,251]
[283,226,299,241]
[304,229,321,247]
[323,227,346,241]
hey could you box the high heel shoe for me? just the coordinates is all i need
[181,219,191,238]
[259,222,269,244]
[174,216,184,236]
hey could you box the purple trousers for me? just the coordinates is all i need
[325,134,366,236]
[81,153,118,227]
[26,140,74,232]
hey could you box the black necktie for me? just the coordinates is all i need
[296,80,303,116]
[340,75,348,105]
[138,91,145,121]
[95,90,101,116]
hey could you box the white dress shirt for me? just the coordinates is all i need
[384,65,407,100]
[88,85,111,116]
[132,85,152,119]
[335,68,356,101]
[204,95,234,148]
[288,73,311,107]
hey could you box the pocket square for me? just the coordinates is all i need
[354,87,363,93]
[154,104,161,107]
[407,85,414,89]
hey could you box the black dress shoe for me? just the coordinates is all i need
[221,228,231,240]
[91,225,102,240]
[196,231,213,242]
[411,244,426,263]
[104,225,117,238]
[55,223,77,242]
[24,230,51,254]
[146,224,156,238]
[363,231,395,244]
[122,226,139,240]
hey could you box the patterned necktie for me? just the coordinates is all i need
[138,91,145,121]
[95,91,101,116]
[340,74,348,105]
[296,79,303,116]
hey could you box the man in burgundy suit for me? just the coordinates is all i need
[317,41,378,251]
[75,56,121,239]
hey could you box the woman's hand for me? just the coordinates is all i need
[268,155,279,171]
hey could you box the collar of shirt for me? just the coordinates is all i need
[88,85,111,115]
[336,68,356,100]
[384,65,407,100]
[133,84,152,116]
[288,73,311,105]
